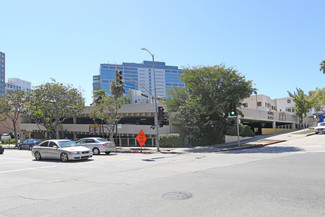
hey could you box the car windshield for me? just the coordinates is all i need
[97,138,109,142]
[58,141,78,147]
[318,123,325,126]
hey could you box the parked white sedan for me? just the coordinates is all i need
[77,137,116,155]
[315,122,325,134]
[32,140,92,162]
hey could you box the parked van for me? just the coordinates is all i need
[1,134,11,140]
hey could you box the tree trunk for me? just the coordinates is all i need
[13,122,18,147]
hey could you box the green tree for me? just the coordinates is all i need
[89,93,124,141]
[165,65,254,145]
[92,89,107,102]
[91,81,129,142]
[26,79,84,139]
[308,88,325,113]
[288,88,311,123]
[0,89,28,146]
[320,60,325,74]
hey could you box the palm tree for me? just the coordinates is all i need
[320,60,325,74]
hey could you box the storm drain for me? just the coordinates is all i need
[162,192,193,200]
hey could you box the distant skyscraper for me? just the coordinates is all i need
[0,52,5,97]
[93,61,185,98]
[6,78,33,93]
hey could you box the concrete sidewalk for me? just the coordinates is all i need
[114,130,314,154]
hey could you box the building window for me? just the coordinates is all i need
[257,102,262,107]
[287,99,291,103]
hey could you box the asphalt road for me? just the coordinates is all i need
[0,133,324,217]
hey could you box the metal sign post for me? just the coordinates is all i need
[136,130,147,153]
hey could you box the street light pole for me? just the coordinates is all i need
[141,48,160,152]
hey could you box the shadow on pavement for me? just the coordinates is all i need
[182,147,221,153]
[226,146,304,154]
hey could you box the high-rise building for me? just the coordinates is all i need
[93,61,185,98]
[6,78,33,93]
[0,52,5,97]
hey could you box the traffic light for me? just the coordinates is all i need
[158,106,164,121]
[115,70,123,85]
[158,106,167,127]
[230,103,237,116]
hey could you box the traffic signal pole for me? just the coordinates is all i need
[141,48,160,152]
[229,103,240,146]
[236,114,240,147]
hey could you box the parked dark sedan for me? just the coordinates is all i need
[18,139,42,150]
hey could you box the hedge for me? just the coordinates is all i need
[0,139,16,144]
[159,134,185,147]
[225,124,255,137]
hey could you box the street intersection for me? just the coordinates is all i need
[0,133,324,217]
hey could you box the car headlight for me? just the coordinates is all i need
[69,151,80,155]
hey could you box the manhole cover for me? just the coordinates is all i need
[162,192,193,200]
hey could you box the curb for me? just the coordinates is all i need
[218,140,286,152]
[113,139,288,154]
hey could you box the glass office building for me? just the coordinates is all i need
[5,78,33,93]
[0,52,5,97]
[93,61,185,97]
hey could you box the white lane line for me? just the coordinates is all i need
[0,165,57,174]
[0,157,31,162]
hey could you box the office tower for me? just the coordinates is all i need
[93,61,185,98]
[0,52,5,97]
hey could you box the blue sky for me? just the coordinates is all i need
[1,0,324,105]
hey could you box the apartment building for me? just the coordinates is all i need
[274,97,295,114]
[241,94,276,111]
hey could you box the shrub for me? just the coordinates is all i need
[241,125,255,137]
[0,139,16,144]
[226,124,255,137]
[225,126,237,136]
[159,134,185,147]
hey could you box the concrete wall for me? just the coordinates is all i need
[20,123,171,137]
[261,128,295,135]
[240,108,298,123]
[225,135,253,143]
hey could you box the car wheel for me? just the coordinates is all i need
[60,153,69,162]
[18,146,22,150]
[105,152,110,155]
[34,151,42,161]
[93,148,100,155]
